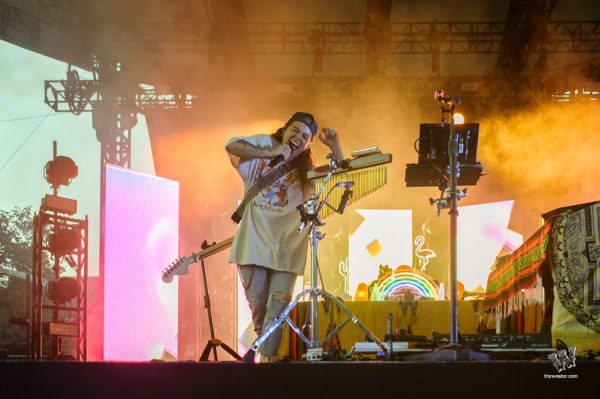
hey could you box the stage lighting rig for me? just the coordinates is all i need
[47,277,80,304]
[48,227,81,257]
[42,142,79,216]
[30,141,89,361]
[44,155,78,190]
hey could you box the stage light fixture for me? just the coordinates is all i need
[354,283,369,301]
[44,156,78,188]
[47,277,80,303]
[454,113,465,124]
[41,194,77,215]
[48,228,80,256]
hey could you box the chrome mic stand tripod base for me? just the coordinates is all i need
[241,286,387,362]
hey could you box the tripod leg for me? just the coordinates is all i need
[220,342,242,360]
[200,339,242,361]
[319,290,389,356]
[199,340,214,361]
[242,288,313,363]
[198,255,242,361]
[199,258,219,361]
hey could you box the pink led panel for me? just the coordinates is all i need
[104,165,179,360]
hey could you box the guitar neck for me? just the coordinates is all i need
[192,236,234,261]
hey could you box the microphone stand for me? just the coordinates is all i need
[442,96,461,346]
[409,92,489,361]
[242,154,388,362]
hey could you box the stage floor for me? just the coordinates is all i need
[1,358,595,398]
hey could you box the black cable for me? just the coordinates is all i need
[413,137,448,184]
[318,184,338,213]
[0,113,61,123]
[0,110,52,175]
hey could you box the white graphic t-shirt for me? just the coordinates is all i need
[226,134,310,275]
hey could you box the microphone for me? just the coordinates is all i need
[269,142,298,167]
[268,155,284,168]
[269,155,284,167]
[434,89,461,105]
[296,202,309,234]
[335,181,355,188]
[337,188,353,214]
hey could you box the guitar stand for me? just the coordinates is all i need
[199,338,240,361]
[198,240,241,361]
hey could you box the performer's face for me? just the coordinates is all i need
[282,121,313,153]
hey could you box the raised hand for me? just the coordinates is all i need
[319,128,343,160]
[318,128,339,149]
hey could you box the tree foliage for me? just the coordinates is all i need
[0,206,35,288]
[0,206,48,354]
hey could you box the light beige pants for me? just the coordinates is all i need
[238,264,297,356]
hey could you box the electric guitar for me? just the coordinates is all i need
[162,236,234,283]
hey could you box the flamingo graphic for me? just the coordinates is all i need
[414,235,437,271]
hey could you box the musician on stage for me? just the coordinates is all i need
[225,112,343,363]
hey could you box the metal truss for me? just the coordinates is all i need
[31,211,89,360]
[247,23,365,54]
[389,22,507,54]
[3,1,598,63]
[547,21,600,52]
[44,80,196,113]
[45,76,195,168]
[1,1,598,57]
[246,21,600,54]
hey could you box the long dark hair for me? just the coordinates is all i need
[271,127,315,193]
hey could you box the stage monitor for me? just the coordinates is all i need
[418,123,480,167]
[405,123,483,187]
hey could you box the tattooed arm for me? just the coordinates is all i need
[225,139,290,160]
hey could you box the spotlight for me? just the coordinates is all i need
[47,277,80,303]
[454,113,465,124]
[48,228,80,256]
[44,156,78,188]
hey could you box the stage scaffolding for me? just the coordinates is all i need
[31,208,89,360]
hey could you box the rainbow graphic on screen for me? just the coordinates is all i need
[370,266,439,300]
